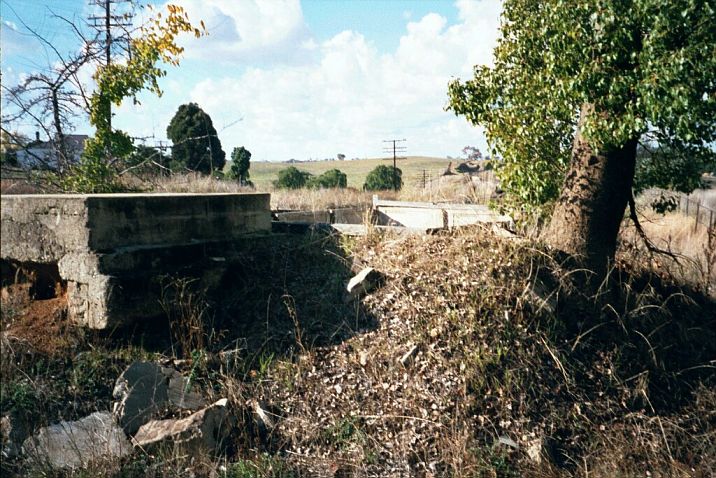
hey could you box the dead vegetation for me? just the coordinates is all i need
[1,222,714,477]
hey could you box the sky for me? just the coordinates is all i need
[1,0,503,161]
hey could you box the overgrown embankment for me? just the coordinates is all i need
[1,228,714,477]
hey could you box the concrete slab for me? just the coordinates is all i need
[1,193,270,328]
[373,197,513,229]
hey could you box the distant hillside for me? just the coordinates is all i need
[249,156,454,189]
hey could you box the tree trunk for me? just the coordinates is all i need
[544,104,637,274]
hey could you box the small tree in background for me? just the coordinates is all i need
[462,146,482,162]
[229,146,252,185]
[308,168,347,189]
[364,165,402,191]
[274,166,312,189]
[337,153,346,161]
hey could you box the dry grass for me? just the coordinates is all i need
[144,171,491,211]
[620,203,715,295]
[398,173,498,204]
[268,187,378,211]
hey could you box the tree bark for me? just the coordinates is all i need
[544,104,637,274]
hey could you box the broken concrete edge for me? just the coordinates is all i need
[132,398,230,451]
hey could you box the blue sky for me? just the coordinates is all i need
[1,0,502,161]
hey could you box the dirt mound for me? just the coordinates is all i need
[253,228,716,476]
[2,286,76,356]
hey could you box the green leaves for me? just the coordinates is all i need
[63,5,206,193]
[447,0,716,213]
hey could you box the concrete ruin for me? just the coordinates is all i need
[372,197,514,230]
[1,193,270,329]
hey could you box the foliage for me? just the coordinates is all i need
[363,164,402,191]
[448,0,716,213]
[62,5,205,192]
[229,146,252,184]
[0,130,26,166]
[307,168,347,189]
[167,103,226,174]
[461,145,482,161]
[129,144,171,169]
[634,143,716,194]
[273,166,312,189]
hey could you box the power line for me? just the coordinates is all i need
[382,138,407,191]
[87,0,133,140]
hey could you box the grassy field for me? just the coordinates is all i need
[248,156,454,189]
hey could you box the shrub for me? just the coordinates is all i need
[363,165,402,191]
[308,169,347,189]
[274,166,312,189]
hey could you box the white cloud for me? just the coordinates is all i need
[114,0,502,161]
[171,0,313,66]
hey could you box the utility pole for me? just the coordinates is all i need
[88,0,133,136]
[382,139,407,191]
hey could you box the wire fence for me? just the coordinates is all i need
[677,193,716,231]
[413,169,497,204]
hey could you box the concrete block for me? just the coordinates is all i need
[1,193,270,329]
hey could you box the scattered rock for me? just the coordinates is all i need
[497,435,519,449]
[22,412,130,469]
[526,437,543,464]
[252,399,275,432]
[133,399,230,452]
[167,373,206,410]
[1,412,28,459]
[113,362,170,435]
[113,361,205,435]
[399,344,419,367]
[346,267,384,299]
[524,279,557,315]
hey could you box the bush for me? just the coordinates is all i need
[274,166,312,189]
[308,169,347,189]
[363,165,402,191]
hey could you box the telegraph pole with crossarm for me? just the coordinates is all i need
[382,139,407,191]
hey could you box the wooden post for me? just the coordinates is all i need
[694,202,700,232]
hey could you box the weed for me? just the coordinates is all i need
[224,454,296,478]
[160,276,209,359]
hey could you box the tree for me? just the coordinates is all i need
[0,130,29,166]
[337,153,346,161]
[1,13,100,173]
[274,166,312,189]
[462,146,482,162]
[364,165,402,191]
[167,103,225,174]
[63,4,205,192]
[308,168,347,189]
[229,146,252,184]
[448,0,716,272]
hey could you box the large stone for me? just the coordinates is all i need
[346,267,384,298]
[22,412,131,469]
[132,399,230,452]
[1,193,271,329]
[113,362,205,435]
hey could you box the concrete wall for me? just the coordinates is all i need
[1,193,271,329]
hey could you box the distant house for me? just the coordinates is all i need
[16,133,88,171]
